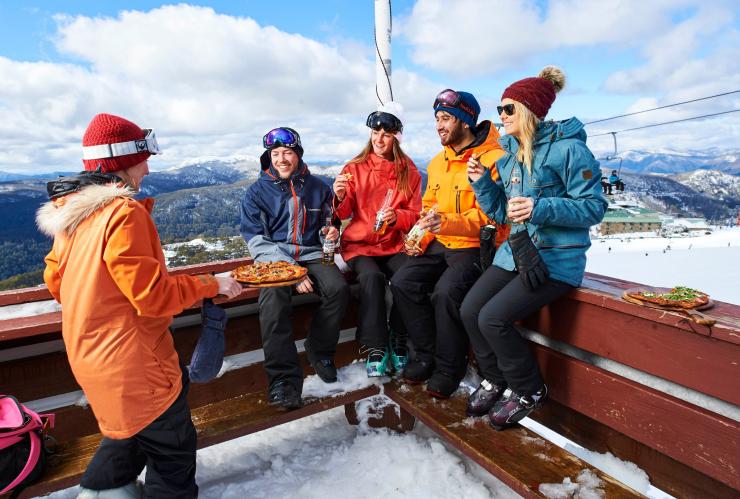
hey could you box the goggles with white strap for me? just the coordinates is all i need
[82,128,161,160]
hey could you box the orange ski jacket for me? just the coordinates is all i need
[38,184,218,439]
[420,121,508,251]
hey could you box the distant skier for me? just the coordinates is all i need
[609,170,625,192]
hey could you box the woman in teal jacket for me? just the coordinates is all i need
[461,67,607,430]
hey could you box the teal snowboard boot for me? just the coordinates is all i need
[365,347,390,377]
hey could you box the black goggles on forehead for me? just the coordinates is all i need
[433,89,477,117]
[365,111,403,133]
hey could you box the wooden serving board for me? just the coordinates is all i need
[621,286,716,326]
[239,275,307,288]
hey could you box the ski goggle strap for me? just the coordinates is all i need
[433,89,477,117]
[263,127,302,149]
[365,111,403,133]
[82,129,160,160]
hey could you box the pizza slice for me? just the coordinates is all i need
[626,286,709,309]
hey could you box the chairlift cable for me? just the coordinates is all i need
[584,89,740,125]
[589,109,740,137]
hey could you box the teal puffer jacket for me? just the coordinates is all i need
[471,117,607,286]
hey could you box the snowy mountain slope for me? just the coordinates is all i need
[673,169,740,202]
[613,148,740,175]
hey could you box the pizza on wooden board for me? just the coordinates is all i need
[624,286,709,309]
[232,261,307,285]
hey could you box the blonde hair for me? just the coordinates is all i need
[512,101,540,173]
[349,137,413,198]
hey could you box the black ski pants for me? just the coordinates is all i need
[460,265,572,395]
[347,253,408,349]
[79,368,198,498]
[257,260,349,390]
[390,241,480,379]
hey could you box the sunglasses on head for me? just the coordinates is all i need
[497,104,516,116]
[263,127,302,149]
[433,89,477,117]
[366,111,403,133]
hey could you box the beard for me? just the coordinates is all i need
[439,121,466,147]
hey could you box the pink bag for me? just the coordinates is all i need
[0,395,55,497]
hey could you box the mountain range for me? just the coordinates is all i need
[0,149,738,284]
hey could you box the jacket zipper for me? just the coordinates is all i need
[289,181,301,259]
[456,189,461,213]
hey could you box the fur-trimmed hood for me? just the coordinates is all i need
[36,183,136,237]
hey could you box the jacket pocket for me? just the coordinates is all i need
[534,226,590,249]
[529,167,563,199]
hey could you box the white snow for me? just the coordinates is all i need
[539,469,604,498]
[587,226,740,304]
[0,299,60,320]
[42,402,515,499]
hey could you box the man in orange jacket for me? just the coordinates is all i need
[39,113,241,498]
[391,89,506,399]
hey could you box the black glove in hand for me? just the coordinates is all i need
[508,230,549,291]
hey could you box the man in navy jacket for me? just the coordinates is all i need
[240,127,348,409]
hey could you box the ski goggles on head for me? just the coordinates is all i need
[497,104,516,116]
[263,127,302,149]
[365,111,403,133]
[433,89,476,116]
[82,128,160,160]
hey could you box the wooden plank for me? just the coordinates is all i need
[523,297,740,406]
[530,400,740,499]
[0,258,253,307]
[533,343,740,490]
[0,286,51,306]
[579,273,740,344]
[0,302,359,406]
[20,384,380,498]
[384,382,644,499]
[29,339,364,444]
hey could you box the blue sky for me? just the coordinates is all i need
[0,1,738,172]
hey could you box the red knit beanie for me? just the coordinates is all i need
[501,66,566,120]
[82,113,151,173]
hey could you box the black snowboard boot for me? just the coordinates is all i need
[268,381,303,410]
[488,385,547,430]
[402,357,434,384]
[311,358,338,383]
[426,371,461,399]
[466,379,507,417]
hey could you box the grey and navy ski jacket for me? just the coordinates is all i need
[240,161,333,264]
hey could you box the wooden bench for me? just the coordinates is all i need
[0,258,385,498]
[2,261,739,498]
[374,273,739,498]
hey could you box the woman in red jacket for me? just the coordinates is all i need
[333,104,422,377]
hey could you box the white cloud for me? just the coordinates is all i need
[398,0,702,75]
[0,5,444,172]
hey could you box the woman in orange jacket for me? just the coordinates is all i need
[38,114,241,498]
[333,103,422,377]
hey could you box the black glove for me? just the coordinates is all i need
[479,225,497,272]
[508,229,549,291]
